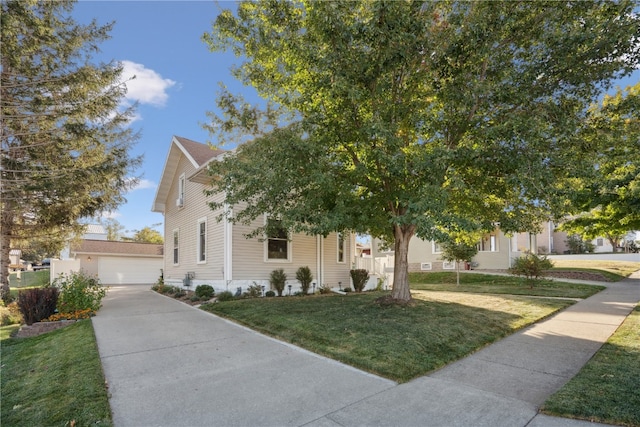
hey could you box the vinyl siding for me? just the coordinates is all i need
[321,233,352,287]
[231,219,318,281]
[161,153,352,288]
[408,231,513,271]
[162,154,225,283]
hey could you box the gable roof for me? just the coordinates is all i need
[72,239,163,257]
[152,136,225,213]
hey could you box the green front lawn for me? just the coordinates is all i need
[541,304,640,426]
[1,320,112,427]
[550,260,640,281]
[8,270,50,288]
[409,272,604,298]
[202,291,574,382]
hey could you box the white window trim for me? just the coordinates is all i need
[442,261,456,270]
[420,262,432,271]
[197,217,207,264]
[264,216,292,263]
[432,241,442,254]
[478,234,498,252]
[337,232,346,264]
[172,228,179,265]
[177,173,186,209]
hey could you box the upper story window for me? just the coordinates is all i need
[337,232,346,263]
[173,229,179,265]
[176,174,185,208]
[478,233,498,252]
[266,219,290,261]
[432,241,443,254]
[197,218,207,263]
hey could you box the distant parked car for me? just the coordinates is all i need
[33,258,51,271]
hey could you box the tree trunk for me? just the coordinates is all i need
[1,211,12,303]
[390,224,415,303]
[456,262,460,286]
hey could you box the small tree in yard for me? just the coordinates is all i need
[441,241,479,286]
[296,266,313,295]
[509,252,553,289]
[270,269,287,297]
[350,269,370,293]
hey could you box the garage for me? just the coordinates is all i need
[71,240,164,286]
[98,256,163,285]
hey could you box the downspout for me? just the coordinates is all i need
[316,235,321,288]
[223,204,233,290]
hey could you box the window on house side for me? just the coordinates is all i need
[198,219,206,263]
[337,232,345,263]
[433,241,442,254]
[177,174,185,207]
[478,234,498,252]
[173,229,179,264]
[267,220,289,260]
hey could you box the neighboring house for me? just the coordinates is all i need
[60,224,108,260]
[515,222,640,254]
[515,221,569,255]
[152,135,356,294]
[406,228,519,272]
[68,239,163,285]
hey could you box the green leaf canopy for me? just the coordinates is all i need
[204,0,640,302]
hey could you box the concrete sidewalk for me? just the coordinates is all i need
[92,273,639,427]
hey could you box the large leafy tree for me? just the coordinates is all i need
[561,83,640,250]
[127,226,164,244]
[1,0,141,301]
[203,1,639,303]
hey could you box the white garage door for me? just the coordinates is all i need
[98,256,163,285]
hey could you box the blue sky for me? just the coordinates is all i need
[73,1,248,236]
[71,1,639,238]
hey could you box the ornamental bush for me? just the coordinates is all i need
[195,284,215,299]
[270,268,287,296]
[350,269,370,292]
[217,291,234,302]
[17,287,59,325]
[53,271,107,314]
[295,266,313,295]
[509,252,554,288]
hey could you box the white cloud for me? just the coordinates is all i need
[121,60,176,107]
[100,211,121,220]
[125,177,157,192]
[132,179,157,191]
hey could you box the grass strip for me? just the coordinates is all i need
[541,305,640,426]
[201,291,573,382]
[549,260,640,280]
[409,272,604,298]
[1,320,112,427]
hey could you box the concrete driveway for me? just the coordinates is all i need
[93,274,639,427]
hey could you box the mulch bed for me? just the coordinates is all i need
[15,320,77,338]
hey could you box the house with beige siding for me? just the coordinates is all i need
[152,136,355,294]
[370,227,530,275]
[405,229,519,272]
